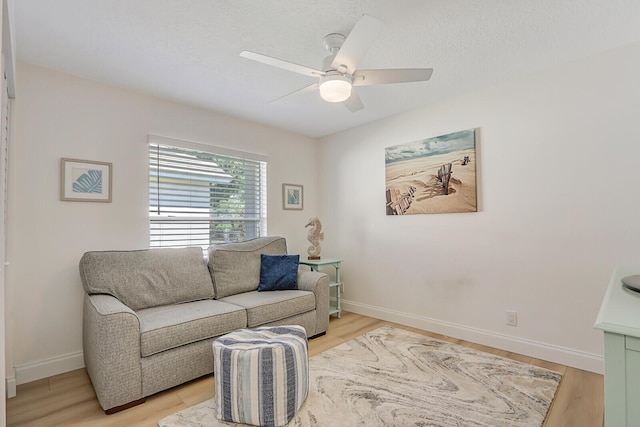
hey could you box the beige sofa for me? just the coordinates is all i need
[80,236,329,413]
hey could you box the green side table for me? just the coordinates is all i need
[299,258,342,318]
[595,267,640,427]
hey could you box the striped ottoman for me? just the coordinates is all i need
[212,326,309,427]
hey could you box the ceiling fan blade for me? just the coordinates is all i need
[331,14,383,74]
[240,51,324,78]
[269,83,318,104]
[343,90,364,112]
[352,68,433,86]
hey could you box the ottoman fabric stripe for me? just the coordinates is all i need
[284,343,296,420]
[245,348,259,423]
[259,346,274,426]
[221,346,232,421]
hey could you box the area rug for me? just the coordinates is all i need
[158,326,561,427]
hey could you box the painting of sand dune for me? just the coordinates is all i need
[385,129,477,215]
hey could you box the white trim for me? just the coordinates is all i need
[5,376,15,398]
[148,134,267,162]
[14,351,84,386]
[342,299,604,374]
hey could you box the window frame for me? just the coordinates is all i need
[148,135,267,250]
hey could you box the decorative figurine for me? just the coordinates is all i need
[305,217,324,260]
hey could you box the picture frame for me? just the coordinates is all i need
[282,183,303,210]
[60,158,112,202]
[385,128,477,215]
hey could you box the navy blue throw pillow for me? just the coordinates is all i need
[258,254,300,291]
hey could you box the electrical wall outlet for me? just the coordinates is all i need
[506,310,518,326]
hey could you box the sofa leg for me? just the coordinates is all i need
[309,331,326,339]
[105,397,146,414]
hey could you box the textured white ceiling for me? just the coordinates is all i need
[14,0,640,138]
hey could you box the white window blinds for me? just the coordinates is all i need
[149,136,267,249]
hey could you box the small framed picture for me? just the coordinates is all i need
[60,158,112,202]
[282,183,303,210]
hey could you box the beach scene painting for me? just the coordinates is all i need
[385,129,477,215]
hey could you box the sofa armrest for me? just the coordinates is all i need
[297,270,329,335]
[83,294,143,411]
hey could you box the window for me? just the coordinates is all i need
[149,136,267,250]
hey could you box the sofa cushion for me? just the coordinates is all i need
[137,299,247,357]
[208,236,288,298]
[219,290,315,328]
[258,254,300,291]
[80,247,215,311]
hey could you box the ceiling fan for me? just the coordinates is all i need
[240,14,433,112]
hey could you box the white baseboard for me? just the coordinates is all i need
[342,299,604,374]
[6,375,16,398]
[14,351,84,386]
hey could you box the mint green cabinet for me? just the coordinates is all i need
[595,267,640,426]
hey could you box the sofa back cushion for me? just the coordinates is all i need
[208,236,287,298]
[80,247,215,311]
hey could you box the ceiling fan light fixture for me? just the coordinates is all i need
[319,73,352,103]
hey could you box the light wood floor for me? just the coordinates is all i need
[6,312,604,427]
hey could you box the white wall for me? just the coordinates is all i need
[318,42,640,373]
[6,62,318,384]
